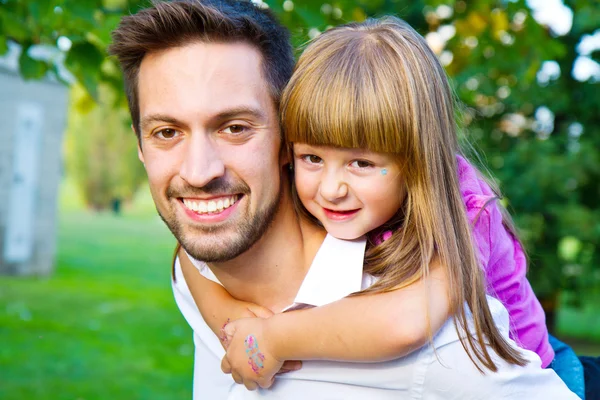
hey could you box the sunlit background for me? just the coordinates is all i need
[0,0,599,398]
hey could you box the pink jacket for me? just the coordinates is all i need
[457,155,553,367]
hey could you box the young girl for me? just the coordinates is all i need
[178,16,582,396]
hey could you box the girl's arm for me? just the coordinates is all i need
[178,248,273,343]
[277,257,449,361]
[221,258,450,389]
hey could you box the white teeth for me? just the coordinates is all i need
[207,201,217,212]
[183,195,238,214]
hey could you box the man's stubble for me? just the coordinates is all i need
[158,176,282,262]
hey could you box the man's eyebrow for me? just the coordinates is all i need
[140,114,182,131]
[213,107,267,122]
[140,107,268,131]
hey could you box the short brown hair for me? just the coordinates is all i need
[109,0,294,140]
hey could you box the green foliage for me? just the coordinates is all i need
[65,83,146,210]
[18,45,48,79]
[4,0,599,310]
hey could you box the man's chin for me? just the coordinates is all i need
[180,235,248,263]
[164,190,281,263]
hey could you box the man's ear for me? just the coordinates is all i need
[133,124,145,165]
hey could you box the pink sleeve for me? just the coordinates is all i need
[469,198,554,367]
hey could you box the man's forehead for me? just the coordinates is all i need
[137,41,277,123]
[139,41,265,87]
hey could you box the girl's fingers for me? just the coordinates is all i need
[221,357,232,374]
[231,370,243,385]
[244,379,258,391]
[277,360,302,374]
[258,376,275,389]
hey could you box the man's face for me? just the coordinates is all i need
[137,42,283,262]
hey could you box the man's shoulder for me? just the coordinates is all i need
[174,253,220,283]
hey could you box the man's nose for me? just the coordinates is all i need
[319,168,348,202]
[179,133,225,188]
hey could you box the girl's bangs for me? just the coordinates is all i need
[282,38,408,155]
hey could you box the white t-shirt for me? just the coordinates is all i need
[173,235,576,399]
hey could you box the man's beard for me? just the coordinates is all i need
[158,177,281,262]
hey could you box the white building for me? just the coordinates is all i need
[0,43,69,275]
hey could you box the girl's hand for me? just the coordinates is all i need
[218,301,274,347]
[220,318,301,390]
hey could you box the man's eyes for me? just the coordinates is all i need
[150,124,250,140]
[222,124,248,135]
[154,128,179,139]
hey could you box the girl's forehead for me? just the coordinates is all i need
[293,142,396,159]
[294,142,366,153]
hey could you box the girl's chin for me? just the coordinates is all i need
[325,229,366,241]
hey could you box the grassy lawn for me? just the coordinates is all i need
[0,185,193,399]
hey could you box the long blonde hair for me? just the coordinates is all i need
[281,16,527,372]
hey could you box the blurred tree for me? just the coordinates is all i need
[2,0,599,326]
[65,83,146,210]
[0,0,146,210]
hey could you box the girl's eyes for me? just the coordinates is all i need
[350,159,374,169]
[299,155,375,169]
[301,154,323,164]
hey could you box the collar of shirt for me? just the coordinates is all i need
[283,234,366,311]
[188,234,367,311]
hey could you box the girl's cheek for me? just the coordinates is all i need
[294,171,317,199]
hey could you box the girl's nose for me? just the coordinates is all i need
[319,170,349,202]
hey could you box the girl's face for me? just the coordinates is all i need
[293,143,406,240]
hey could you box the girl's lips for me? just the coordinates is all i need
[323,207,360,221]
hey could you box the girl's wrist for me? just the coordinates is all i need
[262,314,285,362]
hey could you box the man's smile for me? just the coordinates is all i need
[182,195,241,215]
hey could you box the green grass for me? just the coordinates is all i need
[0,192,193,399]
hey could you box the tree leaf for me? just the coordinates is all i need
[27,0,54,22]
[65,41,105,100]
[1,11,29,42]
[18,46,49,80]
[0,36,8,56]
[63,0,102,25]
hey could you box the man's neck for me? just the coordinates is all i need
[207,191,326,312]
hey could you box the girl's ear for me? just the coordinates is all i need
[280,142,293,168]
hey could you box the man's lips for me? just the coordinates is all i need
[181,194,240,215]
[323,207,360,221]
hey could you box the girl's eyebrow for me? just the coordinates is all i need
[292,143,319,152]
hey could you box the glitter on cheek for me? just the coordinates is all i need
[381,168,388,175]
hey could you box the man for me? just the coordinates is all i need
[109,1,578,398]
